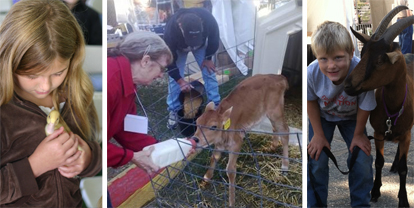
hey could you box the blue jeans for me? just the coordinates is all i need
[167,44,220,112]
[398,19,413,54]
[307,117,373,208]
[107,191,113,208]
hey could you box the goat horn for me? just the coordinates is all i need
[382,15,414,45]
[372,5,408,40]
[350,26,370,44]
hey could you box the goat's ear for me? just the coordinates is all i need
[222,106,233,121]
[386,51,400,64]
[350,26,370,43]
[205,101,215,111]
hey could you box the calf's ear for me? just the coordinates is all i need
[205,101,216,111]
[222,106,233,121]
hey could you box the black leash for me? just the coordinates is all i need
[308,136,375,207]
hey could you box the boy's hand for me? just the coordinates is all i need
[350,134,371,156]
[58,134,91,178]
[307,135,330,161]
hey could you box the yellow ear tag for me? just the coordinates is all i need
[223,118,231,130]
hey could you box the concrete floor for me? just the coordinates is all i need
[316,123,414,207]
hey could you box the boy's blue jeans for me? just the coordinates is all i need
[167,44,220,112]
[398,18,413,54]
[307,117,373,208]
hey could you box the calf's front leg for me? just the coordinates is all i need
[225,139,242,208]
[226,151,240,207]
[202,150,222,185]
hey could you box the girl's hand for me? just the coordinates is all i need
[58,134,91,178]
[28,127,79,177]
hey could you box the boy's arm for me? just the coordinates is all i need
[349,108,371,156]
[307,100,330,161]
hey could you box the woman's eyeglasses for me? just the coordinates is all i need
[153,59,168,73]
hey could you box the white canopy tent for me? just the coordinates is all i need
[212,0,302,76]
[211,0,256,75]
[253,0,302,75]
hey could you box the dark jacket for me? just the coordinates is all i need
[164,8,220,81]
[0,94,102,207]
[71,2,102,45]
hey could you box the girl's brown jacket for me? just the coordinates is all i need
[0,94,102,207]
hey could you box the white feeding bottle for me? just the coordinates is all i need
[143,138,196,168]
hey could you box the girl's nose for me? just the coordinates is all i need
[39,76,51,92]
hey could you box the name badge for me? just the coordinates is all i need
[124,114,148,134]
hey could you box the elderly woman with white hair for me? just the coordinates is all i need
[107,31,173,207]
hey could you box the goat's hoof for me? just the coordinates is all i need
[398,202,409,208]
[370,196,379,203]
[371,189,381,203]
[390,166,398,173]
[398,192,409,207]
[398,199,409,208]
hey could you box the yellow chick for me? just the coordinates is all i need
[45,110,82,151]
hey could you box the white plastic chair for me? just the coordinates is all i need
[80,176,102,208]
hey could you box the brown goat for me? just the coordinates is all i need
[191,74,290,207]
[344,6,414,207]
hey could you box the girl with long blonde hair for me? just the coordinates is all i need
[0,0,101,207]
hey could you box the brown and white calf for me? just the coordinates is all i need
[191,74,290,207]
